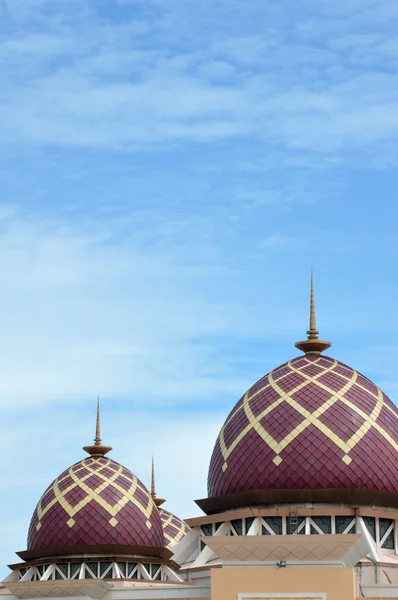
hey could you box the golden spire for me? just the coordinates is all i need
[308,270,318,339]
[150,456,166,507]
[295,272,331,354]
[151,456,156,497]
[94,396,101,445]
[83,397,112,456]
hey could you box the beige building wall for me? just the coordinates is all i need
[211,566,357,600]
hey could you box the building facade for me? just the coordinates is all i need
[2,278,398,599]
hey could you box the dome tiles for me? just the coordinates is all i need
[207,353,398,503]
[27,455,164,553]
[149,458,190,550]
[159,508,190,550]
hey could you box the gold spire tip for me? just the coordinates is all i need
[307,270,319,339]
[295,272,331,355]
[150,456,166,507]
[94,395,101,446]
[83,397,112,456]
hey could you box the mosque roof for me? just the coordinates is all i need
[201,275,398,513]
[159,508,190,550]
[150,458,190,550]
[25,402,164,557]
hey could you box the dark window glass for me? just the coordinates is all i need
[380,518,394,549]
[379,518,393,539]
[200,540,206,552]
[215,522,224,532]
[363,517,376,541]
[127,562,137,577]
[287,516,305,535]
[264,517,282,535]
[382,531,394,549]
[71,564,80,579]
[231,519,243,535]
[336,517,355,534]
[143,563,150,575]
[297,518,306,534]
[100,562,112,577]
[151,564,160,578]
[245,517,255,533]
[312,517,331,534]
[57,563,68,577]
[201,524,212,536]
[86,562,97,578]
[117,562,126,577]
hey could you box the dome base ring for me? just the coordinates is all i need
[196,487,398,515]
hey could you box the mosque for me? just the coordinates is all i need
[1,276,398,600]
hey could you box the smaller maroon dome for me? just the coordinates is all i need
[28,456,164,552]
[159,508,190,550]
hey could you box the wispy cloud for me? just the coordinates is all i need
[0,0,397,162]
[0,210,246,407]
[0,0,397,581]
[260,233,293,248]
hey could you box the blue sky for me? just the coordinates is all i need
[0,0,398,577]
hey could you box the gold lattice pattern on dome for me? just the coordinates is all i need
[219,356,398,471]
[35,458,155,531]
[161,512,188,549]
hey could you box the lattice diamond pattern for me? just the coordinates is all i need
[159,508,190,550]
[28,456,164,551]
[212,540,357,563]
[208,354,398,497]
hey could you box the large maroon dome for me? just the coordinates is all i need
[28,455,164,552]
[207,354,398,506]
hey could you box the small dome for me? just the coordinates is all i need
[159,508,190,550]
[28,455,164,552]
[148,457,190,550]
[208,354,398,504]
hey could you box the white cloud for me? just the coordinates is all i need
[0,0,398,581]
[0,204,394,411]
[0,0,397,161]
[0,212,247,406]
[260,233,292,248]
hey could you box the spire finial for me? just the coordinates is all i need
[83,397,112,457]
[150,456,166,507]
[94,396,101,446]
[308,270,319,340]
[151,456,156,497]
[295,272,331,355]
